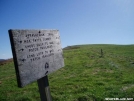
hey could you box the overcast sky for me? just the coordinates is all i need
[0,0,134,59]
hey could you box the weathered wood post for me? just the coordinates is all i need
[37,76,52,101]
[9,29,64,101]
[100,49,103,58]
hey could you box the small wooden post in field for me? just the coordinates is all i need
[100,49,103,58]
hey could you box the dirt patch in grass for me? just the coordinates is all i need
[122,84,134,91]
[63,46,80,50]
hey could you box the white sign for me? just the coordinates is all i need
[9,29,64,87]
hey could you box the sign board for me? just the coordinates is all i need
[9,29,64,87]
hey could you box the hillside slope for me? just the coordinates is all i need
[0,58,13,65]
[0,44,134,101]
[0,59,5,61]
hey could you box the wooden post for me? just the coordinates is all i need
[100,49,103,58]
[37,76,52,101]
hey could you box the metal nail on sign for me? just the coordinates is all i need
[9,29,64,87]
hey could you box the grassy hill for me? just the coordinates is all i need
[0,58,13,65]
[0,59,5,61]
[0,44,134,101]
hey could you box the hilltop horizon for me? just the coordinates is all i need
[1,44,134,60]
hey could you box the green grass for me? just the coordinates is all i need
[0,44,134,101]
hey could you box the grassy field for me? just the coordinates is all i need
[0,44,134,101]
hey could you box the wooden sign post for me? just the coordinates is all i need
[37,76,52,101]
[8,29,64,101]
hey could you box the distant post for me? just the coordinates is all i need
[8,29,64,101]
[100,49,103,58]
